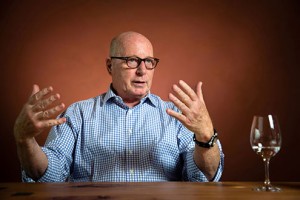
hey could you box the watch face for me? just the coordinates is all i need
[211,139,217,146]
[209,135,218,147]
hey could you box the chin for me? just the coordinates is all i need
[133,90,149,98]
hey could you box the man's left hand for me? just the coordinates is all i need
[166,80,214,142]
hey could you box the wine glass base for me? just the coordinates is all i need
[253,185,281,192]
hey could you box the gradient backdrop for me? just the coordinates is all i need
[0,0,299,182]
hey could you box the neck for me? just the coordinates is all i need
[122,95,146,108]
[124,101,140,108]
[110,85,145,108]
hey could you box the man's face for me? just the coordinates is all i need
[109,36,155,103]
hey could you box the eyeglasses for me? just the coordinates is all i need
[110,56,159,69]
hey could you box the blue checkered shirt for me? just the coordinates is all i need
[22,87,224,182]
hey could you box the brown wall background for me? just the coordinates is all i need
[0,0,299,182]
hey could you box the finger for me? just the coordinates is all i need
[36,118,67,129]
[166,108,186,123]
[46,103,65,118]
[37,103,65,120]
[172,84,192,106]
[178,80,198,101]
[32,93,61,112]
[29,86,53,105]
[169,93,189,115]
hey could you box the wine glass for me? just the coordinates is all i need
[250,114,282,192]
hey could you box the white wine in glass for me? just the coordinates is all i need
[250,115,282,192]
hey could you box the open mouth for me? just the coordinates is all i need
[132,81,146,86]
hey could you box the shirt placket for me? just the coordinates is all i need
[125,108,135,181]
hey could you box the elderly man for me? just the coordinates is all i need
[14,31,224,182]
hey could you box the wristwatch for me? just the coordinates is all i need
[193,129,218,148]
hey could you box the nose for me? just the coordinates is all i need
[136,60,147,75]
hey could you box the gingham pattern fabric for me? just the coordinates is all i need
[22,87,224,182]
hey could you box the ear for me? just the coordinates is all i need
[106,58,112,75]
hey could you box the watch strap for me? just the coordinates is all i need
[193,129,218,148]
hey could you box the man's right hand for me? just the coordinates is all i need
[14,84,66,142]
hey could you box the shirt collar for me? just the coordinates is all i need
[103,85,158,108]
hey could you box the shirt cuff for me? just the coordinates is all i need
[185,140,224,182]
[22,147,66,182]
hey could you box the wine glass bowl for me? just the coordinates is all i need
[250,115,282,192]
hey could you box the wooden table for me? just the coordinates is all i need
[0,182,299,199]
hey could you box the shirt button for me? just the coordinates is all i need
[130,169,134,175]
[128,129,132,134]
[129,150,133,155]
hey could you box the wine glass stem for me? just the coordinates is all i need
[263,158,271,187]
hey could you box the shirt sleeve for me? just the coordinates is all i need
[21,106,80,182]
[179,126,224,182]
[182,140,224,182]
[22,146,72,182]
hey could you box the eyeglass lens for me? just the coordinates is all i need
[127,57,156,69]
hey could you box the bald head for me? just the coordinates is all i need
[109,31,153,57]
[106,31,156,106]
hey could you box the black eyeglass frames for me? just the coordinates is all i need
[110,56,159,69]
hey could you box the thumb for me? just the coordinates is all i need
[31,84,40,96]
[197,81,208,105]
[196,81,204,102]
